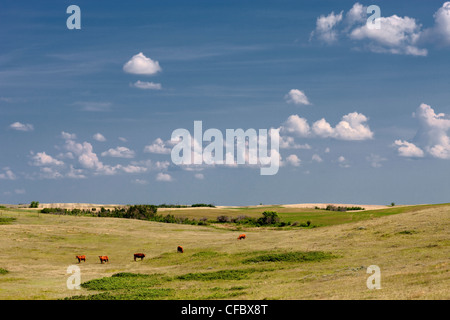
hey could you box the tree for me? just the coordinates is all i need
[257,211,280,225]
[29,201,39,208]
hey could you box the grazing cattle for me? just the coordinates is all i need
[134,253,145,261]
[98,256,109,264]
[237,234,246,240]
[177,246,184,253]
[76,255,86,263]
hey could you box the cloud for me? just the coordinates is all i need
[280,115,310,137]
[279,135,311,150]
[131,81,162,90]
[194,173,204,180]
[156,172,172,182]
[337,156,351,168]
[62,134,104,171]
[31,152,64,166]
[280,112,373,141]
[284,89,311,105]
[144,138,172,154]
[101,146,135,158]
[333,112,374,140]
[311,112,375,140]
[131,159,171,171]
[285,154,301,167]
[61,132,77,140]
[2,188,25,196]
[10,122,34,132]
[0,167,16,180]
[422,2,450,46]
[312,154,323,163]
[93,133,106,142]
[123,52,162,75]
[410,103,450,159]
[350,15,427,56]
[73,101,112,112]
[312,118,334,138]
[38,167,64,179]
[366,153,387,168]
[394,140,425,158]
[345,2,366,26]
[24,131,170,179]
[311,10,344,43]
[120,164,148,173]
[133,179,149,185]
[66,165,86,179]
[393,103,450,159]
[311,2,429,56]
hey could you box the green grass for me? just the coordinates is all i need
[191,251,226,258]
[0,268,9,275]
[81,272,162,291]
[157,204,440,229]
[242,251,336,264]
[397,230,418,235]
[66,288,174,300]
[177,268,260,281]
[69,272,174,300]
[0,217,16,225]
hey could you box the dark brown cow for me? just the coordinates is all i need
[177,246,184,253]
[98,256,109,264]
[237,234,246,240]
[134,253,145,261]
[76,255,86,263]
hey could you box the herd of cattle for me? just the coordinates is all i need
[75,234,246,264]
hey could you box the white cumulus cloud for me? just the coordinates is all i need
[123,52,162,75]
[311,11,344,43]
[285,154,301,167]
[10,122,34,132]
[350,15,427,56]
[101,146,135,159]
[156,172,173,182]
[93,133,106,142]
[281,112,373,141]
[394,140,425,158]
[284,89,311,105]
[31,152,64,166]
[144,138,172,154]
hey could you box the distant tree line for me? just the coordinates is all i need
[157,203,215,208]
[315,205,365,212]
[39,207,310,228]
[40,205,207,226]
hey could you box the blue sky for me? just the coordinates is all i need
[1,0,450,206]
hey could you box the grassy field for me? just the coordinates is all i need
[0,204,448,300]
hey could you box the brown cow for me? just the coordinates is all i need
[76,255,86,263]
[98,256,109,264]
[134,253,145,261]
[237,234,246,240]
[177,246,184,253]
